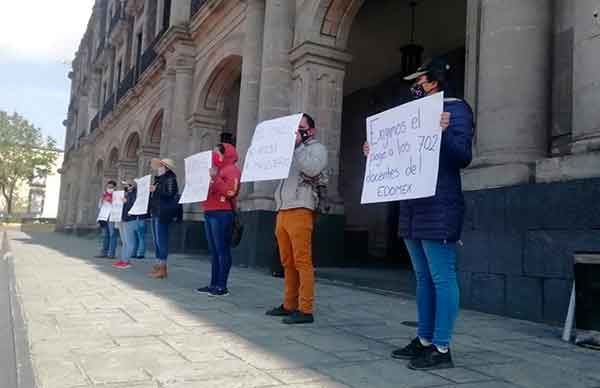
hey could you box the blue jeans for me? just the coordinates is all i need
[404,239,459,348]
[133,218,147,257]
[120,221,137,262]
[204,211,234,290]
[99,221,117,257]
[151,217,170,262]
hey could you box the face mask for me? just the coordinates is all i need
[106,188,114,193]
[299,129,311,143]
[212,151,223,167]
[410,83,427,99]
[157,167,166,176]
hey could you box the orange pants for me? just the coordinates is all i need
[275,208,315,314]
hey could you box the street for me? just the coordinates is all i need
[3,228,600,388]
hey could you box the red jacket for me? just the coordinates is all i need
[202,143,241,212]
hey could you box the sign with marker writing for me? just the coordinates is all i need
[241,113,303,183]
[179,151,212,204]
[128,175,151,216]
[109,190,125,222]
[361,92,444,204]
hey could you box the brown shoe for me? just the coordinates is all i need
[150,264,167,279]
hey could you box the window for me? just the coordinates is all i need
[117,60,122,86]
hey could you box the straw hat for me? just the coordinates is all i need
[151,158,176,171]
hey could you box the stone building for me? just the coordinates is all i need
[59,0,600,324]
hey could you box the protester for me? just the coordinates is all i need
[363,57,474,370]
[265,113,328,324]
[95,180,118,259]
[148,158,180,279]
[112,180,137,269]
[196,143,241,297]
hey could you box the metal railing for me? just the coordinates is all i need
[191,0,208,17]
[101,94,115,119]
[116,69,135,102]
[90,112,100,133]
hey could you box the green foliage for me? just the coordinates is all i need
[0,110,58,215]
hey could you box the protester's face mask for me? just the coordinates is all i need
[157,167,166,176]
[410,75,436,99]
[410,83,427,99]
[106,187,115,193]
[298,129,311,143]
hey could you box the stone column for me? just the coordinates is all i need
[236,0,265,166]
[571,0,600,153]
[143,0,158,48]
[170,0,192,27]
[161,46,194,183]
[75,150,94,227]
[89,72,102,120]
[289,42,351,214]
[463,0,552,190]
[249,0,295,210]
[236,0,265,201]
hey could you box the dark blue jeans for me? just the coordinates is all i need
[99,221,117,257]
[404,239,459,348]
[204,211,234,290]
[151,217,170,262]
[132,218,147,257]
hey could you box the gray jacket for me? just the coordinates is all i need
[275,139,328,211]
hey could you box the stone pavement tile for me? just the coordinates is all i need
[432,382,520,388]
[338,322,416,341]
[288,327,373,353]
[75,344,186,385]
[313,359,450,388]
[429,367,497,384]
[454,350,521,367]
[160,373,281,388]
[269,381,352,388]
[34,358,89,388]
[228,342,342,370]
[265,367,331,384]
[150,359,269,384]
[470,361,600,388]
[333,350,388,362]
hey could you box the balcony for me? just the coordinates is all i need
[90,112,100,133]
[139,34,162,77]
[101,94,115,119]
[116,69,135,102]
[191,0,208,17]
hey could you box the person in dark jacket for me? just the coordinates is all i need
[364,57,474,371]
[148,158,179,279]
[112,180,137,269]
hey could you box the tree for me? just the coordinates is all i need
[0,111,58,216]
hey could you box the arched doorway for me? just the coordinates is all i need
[139,110,162,174]
[338,0,468,265]
[121,132,141,179]
[190,55,242,151]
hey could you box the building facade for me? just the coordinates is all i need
[59,0,600,324]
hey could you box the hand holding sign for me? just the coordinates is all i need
[361,92,444,204]
[241,113,303,183]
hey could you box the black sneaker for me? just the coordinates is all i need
[408,346,454,371]
[208,288,229,297]
[265,305,294,317]
[282,311,314,325]
[391,337,430,360]
[195,286,213,294]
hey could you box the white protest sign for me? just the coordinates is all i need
[179,151,212,204]
[128,175,151,215]
[241,113,303,183]
[109,190,125,222]
[361,92,444,204]
[97,202,111,222]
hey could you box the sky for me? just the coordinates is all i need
[0,0,96,149]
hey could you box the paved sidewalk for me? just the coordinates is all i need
[6,229,600,388]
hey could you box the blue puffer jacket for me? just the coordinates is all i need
[398,98,474,242]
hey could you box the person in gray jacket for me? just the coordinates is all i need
[266,113,328,324]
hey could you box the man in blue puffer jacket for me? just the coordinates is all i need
[364,57,474,371]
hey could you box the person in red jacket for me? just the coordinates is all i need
[197,143,241,297]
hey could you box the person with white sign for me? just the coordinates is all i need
[112,180,138,269]
[95,180,118,259]
[265,113,328,325]
[363,57,474,371]
[195,143,241,297]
